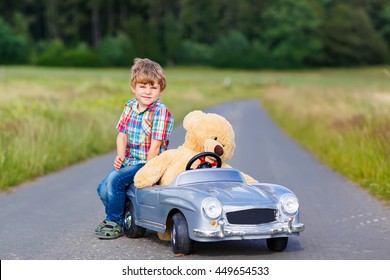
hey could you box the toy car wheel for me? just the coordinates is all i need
[123,201,146,238]
[266,237,288,251]
[171,212,193,255]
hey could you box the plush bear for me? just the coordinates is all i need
[134,110,258,189]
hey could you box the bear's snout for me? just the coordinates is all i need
[214,145,224,156]
[204,138,225,157]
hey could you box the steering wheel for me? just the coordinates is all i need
[185,152,222,171]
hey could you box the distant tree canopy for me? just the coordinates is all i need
[0,17,29,64]
[0,0,389,68]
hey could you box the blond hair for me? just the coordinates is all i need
[130,58,167,91]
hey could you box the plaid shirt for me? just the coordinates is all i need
[116,98,174,166]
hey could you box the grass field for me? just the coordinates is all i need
[0,66,389,202]
[259,68,390,202]
[0,66,263,189]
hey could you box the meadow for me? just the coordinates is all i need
[0,66,389,202]
[260,68,390,202]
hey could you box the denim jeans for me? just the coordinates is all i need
[97,164,144,226]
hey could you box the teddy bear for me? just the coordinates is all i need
[134,110,258,189]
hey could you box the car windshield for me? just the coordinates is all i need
[172,168,245,187]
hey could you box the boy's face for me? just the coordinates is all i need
[131,81,163,111]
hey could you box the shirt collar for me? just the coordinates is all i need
[131,98,161,114]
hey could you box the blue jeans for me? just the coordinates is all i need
[97,164,144,226]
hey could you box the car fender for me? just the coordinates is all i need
[160,197,197,212]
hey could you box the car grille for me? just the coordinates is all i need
[226,208,276,225]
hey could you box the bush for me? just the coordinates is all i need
[212,30,251,68]
[35,41,106,67]
[32,39,65,65]
[178,40,213,65]
[246,40,274,69]
[323,4,388,66]
[260,0,324,68]
[211,30,276,69]
[178,33,289,69]
[97,33,135,67]
[60,46,107,67]
[0,17,29,64]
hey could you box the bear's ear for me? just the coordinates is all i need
[183,110,205,131]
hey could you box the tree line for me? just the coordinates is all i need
[0,0,389,69]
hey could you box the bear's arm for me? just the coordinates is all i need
[134,150,177,188]
[222,163,259,183]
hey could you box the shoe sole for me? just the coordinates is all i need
[98,232,124,239]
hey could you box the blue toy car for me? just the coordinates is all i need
[124,152,304,255]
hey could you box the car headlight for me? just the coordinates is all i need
[202,198,222,219]
[280,194,299,216]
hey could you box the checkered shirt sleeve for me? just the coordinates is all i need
[152,108,174,142]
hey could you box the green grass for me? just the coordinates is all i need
[1,65,390,203]
[258,66,390,202]
[0,66,264,189]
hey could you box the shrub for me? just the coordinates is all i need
[178,40,213,65]
[32,39,66,65]
[211,31,247,68]
[212,30,253,68]
[97,33,135,67]
[260,0,324,68]
[0,17,29,64]
[323,4,388,66]
[35,41,106,67]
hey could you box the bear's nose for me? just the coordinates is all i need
[214,145,224,156]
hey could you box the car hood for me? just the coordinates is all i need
[180,182,276,208]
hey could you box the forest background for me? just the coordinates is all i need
[1,0,390,69]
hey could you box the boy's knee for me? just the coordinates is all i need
[110,175,129,192]
[97,181,105,196]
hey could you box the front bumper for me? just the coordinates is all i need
[193,220,305,240]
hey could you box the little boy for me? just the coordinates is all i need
[96,58,174,239]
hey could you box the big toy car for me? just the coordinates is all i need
[124,152,304,255]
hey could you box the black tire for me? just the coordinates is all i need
[123,201,146,238]
[171,212,193,255]
[266,237,288,252]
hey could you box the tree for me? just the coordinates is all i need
[260,0,324,68]
[0,0,389,67]
[163,12,182,65]
[0,17,29,64]
[44,0,59,39]
[378,3,390,49]
[323,3,388,65]
[179,0,223,44]
[87,0,102,48]
[97,33,135,66]
[121,16,148,58]
[178,40,213,65]
[212,30,251,68]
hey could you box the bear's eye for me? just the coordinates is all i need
[214,137,218,140]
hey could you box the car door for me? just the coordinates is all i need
[135,187,161,223]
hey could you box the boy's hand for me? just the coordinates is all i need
[114,155,125,171]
